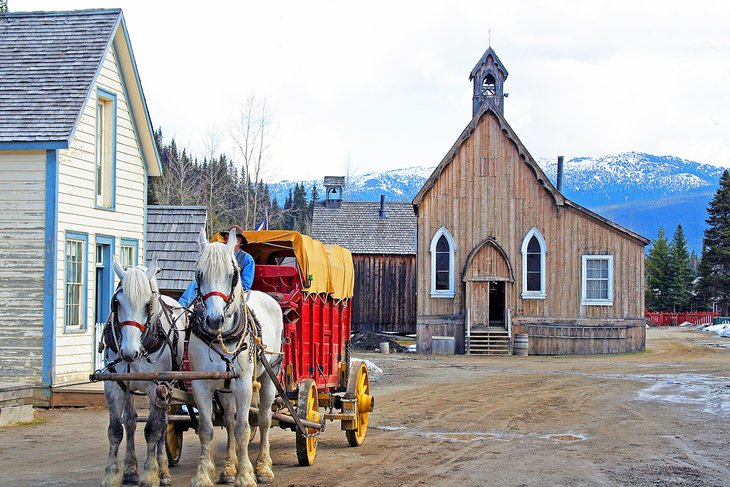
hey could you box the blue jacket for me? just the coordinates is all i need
[179,249,255,308]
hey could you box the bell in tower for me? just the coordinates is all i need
[469,47,508,116]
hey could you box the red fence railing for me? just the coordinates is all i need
[645,311,719,326]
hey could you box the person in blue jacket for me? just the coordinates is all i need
[179,225,255,308]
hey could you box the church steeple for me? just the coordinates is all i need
[469,47,508,116]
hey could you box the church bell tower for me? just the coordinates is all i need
[469,47,508,116]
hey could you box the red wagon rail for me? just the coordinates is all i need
[645,311,719,326]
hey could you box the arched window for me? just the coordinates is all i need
[482,73,496,96]
[430,227,455,298]
[521,228,546,299]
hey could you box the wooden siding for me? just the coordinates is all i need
[512,320,646,355]
[0,151,46,383]
[54,47,147,385]
[352,254,416,334]
[416,110,646,354]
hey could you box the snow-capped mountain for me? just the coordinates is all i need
[269,152,726,253]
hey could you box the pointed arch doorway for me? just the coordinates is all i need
[462,238,514,354]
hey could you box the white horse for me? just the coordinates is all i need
[188,229,283,487]
[101,258,186,487]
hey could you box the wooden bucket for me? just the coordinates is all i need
[514,334,529,356]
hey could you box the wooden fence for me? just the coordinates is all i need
[645,311,719,326]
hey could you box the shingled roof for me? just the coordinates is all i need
[311,201,416,254]
[0,9,121,144]
[146,206,207,292]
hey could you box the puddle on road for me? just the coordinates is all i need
[547,434,585,442]
[373,425,407,431]
[418,430,586,443]
[634,374,730,415]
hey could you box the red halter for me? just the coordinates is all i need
[118,320,146,332]
[202,291,230,303]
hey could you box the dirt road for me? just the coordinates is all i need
[2,327,730,486]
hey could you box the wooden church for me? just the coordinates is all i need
[413,47,650,355]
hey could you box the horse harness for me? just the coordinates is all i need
[190,294,262,390]
[98,284,183,392]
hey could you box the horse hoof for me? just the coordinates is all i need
[122,472,139,485]
[160,478,172,487]
[256,473,274,485]
[218,472,235,484]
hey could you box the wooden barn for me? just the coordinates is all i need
[0,9,161,399]
[413,47,650,355]
[146,205,207,300]
[312,177,417,334]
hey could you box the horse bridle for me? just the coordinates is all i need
[110,283,161,340]
[195,256,241,317]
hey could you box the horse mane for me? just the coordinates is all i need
[197,243,242,307]
[122,267,153,310]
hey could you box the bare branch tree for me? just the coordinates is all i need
[230,94,274,229]
[342,153,358,200]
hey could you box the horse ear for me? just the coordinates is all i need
[226,227,237,251]
[197,228,208,252]
[146,257,159,281]
[112,255,126,280]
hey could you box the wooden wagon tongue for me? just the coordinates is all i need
[89,370,240,382]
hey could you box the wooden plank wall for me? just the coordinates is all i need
[512,320,646,355]
[54,47,147,385]
[0,151,46,384]
[352,254,416,334]
[416,109,647,354]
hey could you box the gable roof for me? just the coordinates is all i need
[0,9,161,175]
[469,46,509,80]
[412,100,650,246]
[311,201,417,254]
[146,206,207,292]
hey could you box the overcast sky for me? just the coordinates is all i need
[18,0,730,181]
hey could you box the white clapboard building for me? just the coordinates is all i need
[0,9,161,400]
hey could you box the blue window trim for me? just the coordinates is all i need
[121,237,139,267]
[42,150,59,386]
[95,87,117,211]
[64,231,89,334]
[113,43,152,262]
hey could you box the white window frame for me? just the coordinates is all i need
[521,227,546,299]
[430,226,455,298]
[95,88,116,209]
[581,255,614,306]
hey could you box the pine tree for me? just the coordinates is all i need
[667,224,693,311]
[697,170,730,314]
[645,227,671,311]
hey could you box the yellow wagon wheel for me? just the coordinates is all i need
[295,378,320,466]
[165,423,184,467]
[345,361,373,447]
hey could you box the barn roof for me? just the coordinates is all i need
[311,201,417,255]
[0,9,161,175]
[412,101,650,246]
[146,206,207,292]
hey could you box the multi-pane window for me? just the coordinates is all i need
[120,245,135,269]
[65,238,85,328]
[582,255,613,305]
[95,90,115,208]
[430,227,455,298]
[521,228,546,299]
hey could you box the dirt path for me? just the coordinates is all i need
[2,327,730,486]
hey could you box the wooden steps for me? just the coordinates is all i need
[468,328,510,355]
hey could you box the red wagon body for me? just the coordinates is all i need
[252,264,352,392]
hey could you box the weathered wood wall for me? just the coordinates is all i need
[512,320,646,355]
[352,254,416,334]
[0,150,46,384]
[53,47,147,385]
[416,108,646,354]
